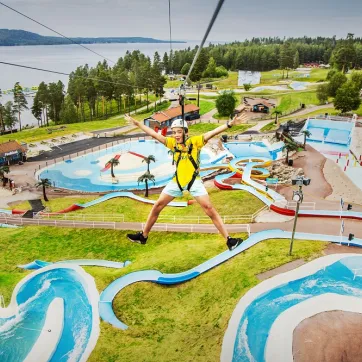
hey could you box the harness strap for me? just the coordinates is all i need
[173,142,200,192]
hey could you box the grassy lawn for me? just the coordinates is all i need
[0,118,127,144]
[165,79,183,88]
[0,96,160,144]
[276,91,319,113]
[189,123,255,138]
[12,187,264,223]
[211,72,239,89]
[187,99,216,115]
[260,68,328,85]
[0,226,327,361]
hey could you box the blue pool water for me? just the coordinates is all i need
[0,268,95,362]
[224,142,282,160]
[232,256,362,362]
[38,140,220,192]
[305,119,353,146]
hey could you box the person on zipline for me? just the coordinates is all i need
[125,114,244,251]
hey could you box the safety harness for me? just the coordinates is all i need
[173,141,199,192]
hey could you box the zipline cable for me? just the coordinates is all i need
[0,61,143,90]
[0,1,116,64]
[168,0,173,74]
[184,0,225,85]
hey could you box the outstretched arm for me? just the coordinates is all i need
[203,113,248,142]
[125,114,166,145]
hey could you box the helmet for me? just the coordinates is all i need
[171,118,188,129]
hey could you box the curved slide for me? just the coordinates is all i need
[18,259,132,270]
[101,154,121,172]
[3,191,192,217]
[99,229,362,330]
[214,156,362,220]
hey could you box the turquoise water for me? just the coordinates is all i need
[232,256,362,362]
[38,140,221,192]
[306,119,353,146]
[0,268,95,362]
[224,142,282,160]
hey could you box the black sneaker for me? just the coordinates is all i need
[226,237,243,251]
[127,231,148,245]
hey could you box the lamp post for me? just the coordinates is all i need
[289,176,311,256]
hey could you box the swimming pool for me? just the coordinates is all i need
[223,254,362,362]
[0,265,99,362]
[38,140,225,192]
[304,118,354,146]
[224,141,284,160]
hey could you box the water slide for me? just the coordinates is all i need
[18,259,132,270]
[99,229,362,330]
[2,191,192,217]
[101,154,121,172]
[214,156,362,221]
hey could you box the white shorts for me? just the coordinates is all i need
[162,179,208,198]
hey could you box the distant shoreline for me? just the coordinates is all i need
[0,29,186,46]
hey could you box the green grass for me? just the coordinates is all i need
[165,79,183,88]
[210,72,239,89]
[0,226,327,361]
[12,187,264,223]
[276,91,319,113]
[213,113,230,121]
[0,118,127,144]
[187,99,216,115]
[260,68,328,85]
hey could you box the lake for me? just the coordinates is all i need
[0,41,199,127]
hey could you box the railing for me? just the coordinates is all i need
[286,201,316,210]
[35,205,268,224]
[34,212,125,222]
[0,214,251,235]
[148,222,251,236]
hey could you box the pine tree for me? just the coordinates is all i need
[13,82,28,131]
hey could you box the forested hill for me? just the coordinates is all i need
[0,29,185,46]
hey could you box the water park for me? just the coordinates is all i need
[2,109,362,362]
[1,0,362,361]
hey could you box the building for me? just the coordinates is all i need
[243,97,276,114]
[0,141,27,166]
[144,104,200,130]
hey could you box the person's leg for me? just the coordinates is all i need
[194,193,229,239]
[191,179,243,250]
[127,181,179,243]
[143,192,175,237]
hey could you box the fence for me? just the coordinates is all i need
[35,204,268,224]
[35,212,125,222]
[0,214,251,235]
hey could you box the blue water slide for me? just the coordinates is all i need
[18,259,131,270]
[99,229,362,330]
[76,191,188,208]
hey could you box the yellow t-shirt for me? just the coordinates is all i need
[165,135,206,187]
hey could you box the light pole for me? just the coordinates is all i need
[289,176,311,256]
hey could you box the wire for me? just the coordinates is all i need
[185,0,225,85]
[168,0,172,73]
[0,61,141,90]
[0,1,116,64]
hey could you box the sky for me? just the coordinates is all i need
[0,0,361,42]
